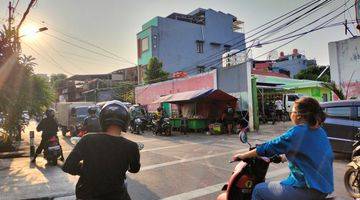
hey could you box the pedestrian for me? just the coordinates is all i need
[62,100,141,200]
[31,108,64,163]
[232,97,333,200]
[222,104,235,135]
[275,97,283,122]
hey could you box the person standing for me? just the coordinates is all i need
[222,104,235,135]
[275,98,284,122]
[63,101,141,200]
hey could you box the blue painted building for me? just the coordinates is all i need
[271,49,317,78]
[137,8,245,74]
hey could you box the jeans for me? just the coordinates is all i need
[252,181,327,200]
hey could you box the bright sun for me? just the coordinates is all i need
[20,24,39,40]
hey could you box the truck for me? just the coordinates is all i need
[55,102,96,136]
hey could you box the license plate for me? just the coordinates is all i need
[48,145,61,151]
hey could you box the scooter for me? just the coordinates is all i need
[217,129,336,200]
[44,136,63,166]
[344,140,360,198]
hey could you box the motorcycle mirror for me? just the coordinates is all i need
[70,137,81,145]
[137,142,144,150]
[239,131,248,144]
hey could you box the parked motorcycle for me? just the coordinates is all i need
[153,117,171,136]
[44,136,63,166]
[217,129,335,200]
[344,140,360,198]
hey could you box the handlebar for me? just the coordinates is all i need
[229,155,282,164]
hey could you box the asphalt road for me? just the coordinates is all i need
[0,121,352,200]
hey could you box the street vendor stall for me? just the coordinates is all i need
[153,89,237,133]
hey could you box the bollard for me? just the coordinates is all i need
[30,131,35,158]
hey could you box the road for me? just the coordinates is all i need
[0,121,352,200]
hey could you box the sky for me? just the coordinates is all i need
[0,0,358,76]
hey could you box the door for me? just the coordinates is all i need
[323,106,354,154]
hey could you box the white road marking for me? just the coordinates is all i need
[141,140,219,152]
[141,148,248,171]
[160,167,289,200]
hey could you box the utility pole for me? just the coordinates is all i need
[8,1,12,32]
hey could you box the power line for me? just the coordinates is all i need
[22,41,75,75]
[18,12,137,66]
[198,0,334,69]
[201,0,354,70]
[179,0,327,72]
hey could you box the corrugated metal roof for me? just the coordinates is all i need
[153,89,236,103]
[254,75,323,89]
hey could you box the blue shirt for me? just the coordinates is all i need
[256,124,334,194]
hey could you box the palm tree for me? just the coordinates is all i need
[320,81,346,100]
[19,55,37,68]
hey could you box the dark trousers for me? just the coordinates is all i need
[35,137,47,155]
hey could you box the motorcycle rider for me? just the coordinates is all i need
[82,106,101,133]
[31,108,64,163]
[233,97,333,200]
[62,100,141,200]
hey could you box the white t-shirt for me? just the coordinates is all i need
[275,100,283,110]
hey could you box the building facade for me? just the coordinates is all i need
[137,8,245,74]
[271,49,317,78]
[135,70,217,112]
[329,37,360,99]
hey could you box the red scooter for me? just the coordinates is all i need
[216,128,336,200]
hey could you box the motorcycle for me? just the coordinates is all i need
[131,117,143,135]
[217,128,335,200]
[344,140,360,198]
[44,136,63,166]
[153,117,171,136]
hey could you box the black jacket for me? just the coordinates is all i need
[63,133,140,199]
[36,117,58,138]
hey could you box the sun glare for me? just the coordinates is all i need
[20,24,39,40]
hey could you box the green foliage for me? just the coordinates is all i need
[144,57,169,84]
[112,82,135,103]
[50,73,67,98]
[0,28,55,137]
[294,65,330,82]
[320,81,346,100]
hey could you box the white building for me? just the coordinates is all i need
[328,37,360,99]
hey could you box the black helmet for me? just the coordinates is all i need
[45,108,55,118]
[99,100,130,132]
[88,106,97,115]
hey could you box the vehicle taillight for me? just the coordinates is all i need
[236,175,254,189]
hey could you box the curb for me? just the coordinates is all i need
[0,151,28,159]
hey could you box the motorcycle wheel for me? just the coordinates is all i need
[344,166,360,198]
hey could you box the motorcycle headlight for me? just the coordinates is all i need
[135,118,142,123]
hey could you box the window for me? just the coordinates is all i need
[287,95,299,102]
[196,41,204,53]
[141,37,149,52]
[325,107,351,119]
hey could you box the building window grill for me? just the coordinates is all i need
[196,40,204,53]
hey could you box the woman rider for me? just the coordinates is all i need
[233,97,334,200]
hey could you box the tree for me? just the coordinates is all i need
[144,57,169,84]
[50,73,67,97]
[0,27,55,141]
[294,65,330,82]
[320,81,345,100]
[112,82,135,103]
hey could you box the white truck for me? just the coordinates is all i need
[283,93,305,113]
[55,102,95,136]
